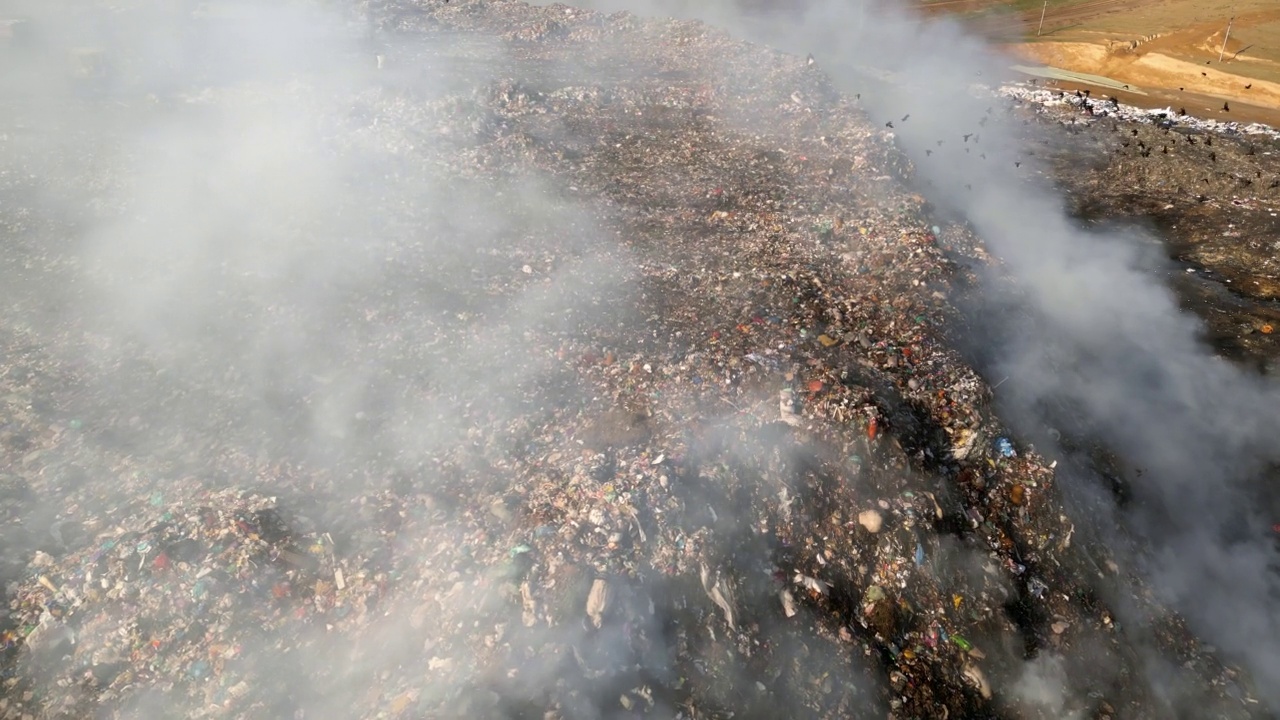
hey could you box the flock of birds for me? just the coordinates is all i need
[798,49,1275,198]
[869,74,1278,195]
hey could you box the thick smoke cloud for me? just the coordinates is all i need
[4,0,1279,716]
[559,0,1280,708]
[1,2,657,716]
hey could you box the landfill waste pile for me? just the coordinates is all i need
[1001,84,1280,141]
[0,1,1272,719]
[996,83,1280,368]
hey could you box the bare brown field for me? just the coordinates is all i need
[921,0,1280,118]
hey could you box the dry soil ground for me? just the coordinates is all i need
[923,0,1280,124]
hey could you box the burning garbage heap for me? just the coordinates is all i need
[0,1,1264,718]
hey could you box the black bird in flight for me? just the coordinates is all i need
[1245,83,1252,89]
[925,149,932,156]
[963,133,972,142]
[1015,161,1021,167]
[1223,101,1230,112]
[1202,72,1208,77]
[937,140,944,146]
[1131,128,1139,136]
[1178,107,1186,116]
[1162,145,1168,154]
[902,114,910,122]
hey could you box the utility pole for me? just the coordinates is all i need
[1037,0,1048,37]
[1218,16,1234,62]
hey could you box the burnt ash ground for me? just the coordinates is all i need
[0,1,1275,719]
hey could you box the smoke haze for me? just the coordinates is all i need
[2,0,1278,717]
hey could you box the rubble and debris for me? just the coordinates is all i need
[0,1,1267,719]
[858,509,884,533]
[586,577,611,629]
